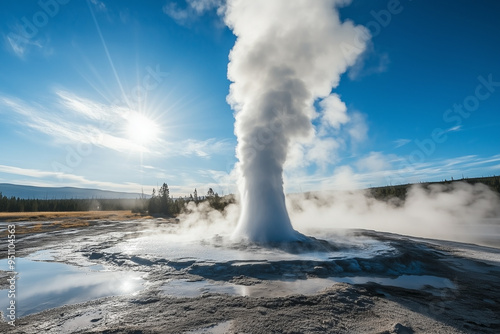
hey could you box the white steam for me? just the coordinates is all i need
[161,0,500,249]
[224,0,368,242]
[289,182,500,247]
[173,183,500,248]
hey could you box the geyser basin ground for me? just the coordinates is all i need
[1,217,499,333]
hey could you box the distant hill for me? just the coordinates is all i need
[0,183,146,199]
[299,176,500,203]
[368,175,500,202]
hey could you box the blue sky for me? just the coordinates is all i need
[1,0,499,196]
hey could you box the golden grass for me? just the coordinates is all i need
[0,211,153,237]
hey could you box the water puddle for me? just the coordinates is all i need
[59,309,106,333]
[161,279,240,297]
[161,275,455,298]
[336,275,455,290]
[25,249,58,261]
[185,320,234,334]
[0,257,144,319]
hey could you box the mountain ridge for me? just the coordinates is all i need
[0,183,145,199]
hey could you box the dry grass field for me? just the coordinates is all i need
[0,211,151,237]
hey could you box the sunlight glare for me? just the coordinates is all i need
[126,112,159,146]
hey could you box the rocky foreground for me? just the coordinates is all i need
[0,214,499,333]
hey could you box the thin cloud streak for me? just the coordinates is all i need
[0,92,231,158]
[394,139,411,148]
[284,154,500,193]
[0,164,145,192]
[4,28,44,58]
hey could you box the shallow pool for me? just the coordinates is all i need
[0,256,144,319]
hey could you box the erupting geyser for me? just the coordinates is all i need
[225,0,368,242]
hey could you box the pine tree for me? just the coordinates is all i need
[148,188,159,214]
[159,183,170,215]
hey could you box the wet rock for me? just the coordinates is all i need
[88,252,103,260]
[392,323,414,334]
[130,298,160,305]
[338,259,362,272]
[130,256,154,266]
[312,265,328,275]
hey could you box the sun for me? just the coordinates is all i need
[126,112,160,146]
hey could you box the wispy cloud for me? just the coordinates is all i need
[163,0,224,26]
[3,17,55,59]
[376,154,500,186]
[348,47,390,80]
[90,0,107,12]
[0,95,148,153]
[394,138,411,148]
[347,112,368,143]
[0,164,144,192]
[446,125,463,132]
[180,138,233,157]
[284,154,500,193]
[457,154,500,169]
[5,33,43,58]
[356,152,393,172]
[0,91,232,158]
[55,90,116,120]
[163,3,190,24]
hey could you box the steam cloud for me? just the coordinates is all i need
[174,183,500,248]
[162,0,500,249]
[224,0,368,242]
[289,182,500,247]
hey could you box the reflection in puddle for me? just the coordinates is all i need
[25,249,58,261]
[161,279,239,297]
[161,275,455,298]
[0,258,144,319]
[337,275,455,290]
[185,320,234,334]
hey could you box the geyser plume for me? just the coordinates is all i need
[224,0,368,242]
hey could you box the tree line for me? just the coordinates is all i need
[146,183,230,216]
[0,196,146,213]
[0,183,233,214]
[1,176,498,213]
